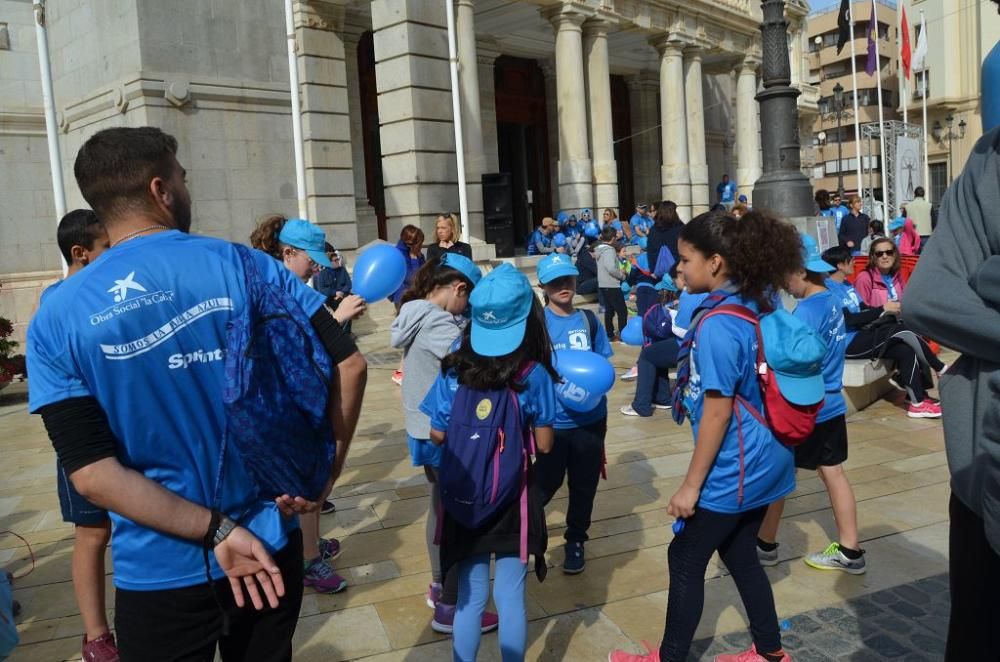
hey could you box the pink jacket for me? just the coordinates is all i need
[854,268,906,307]
[898,218,921,256]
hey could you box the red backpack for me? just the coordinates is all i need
[697,305,824,447]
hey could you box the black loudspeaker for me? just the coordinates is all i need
[482,173,514,258]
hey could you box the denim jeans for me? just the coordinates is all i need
[631,338,679,416]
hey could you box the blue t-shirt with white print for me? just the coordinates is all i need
[825,278,862,344]
[419,363,557,433]
[681,293,795,513]
[27,230,325,591]
[793,289,847,422]
[544,308,614,429]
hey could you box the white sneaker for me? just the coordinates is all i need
[620,367,638,381]
[620,405,640,416]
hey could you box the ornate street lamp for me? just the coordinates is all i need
[934,114,967,183]
[752,0,814,218]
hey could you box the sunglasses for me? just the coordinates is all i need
[874,249,896,258]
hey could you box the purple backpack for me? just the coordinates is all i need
[439,363,536,561]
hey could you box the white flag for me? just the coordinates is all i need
[912,12,928,72]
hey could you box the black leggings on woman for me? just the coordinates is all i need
[600,287,628,338]
[845,327,944,403]
[660,506,781,661]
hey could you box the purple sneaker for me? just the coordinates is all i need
[318,537,341,561]
[426,582,442,608]
[303,558,348,594]
[431,602,500,635]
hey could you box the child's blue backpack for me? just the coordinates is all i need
[439,363,536,561]
[221,244,336,502]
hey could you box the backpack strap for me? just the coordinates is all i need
[582,309,599,352]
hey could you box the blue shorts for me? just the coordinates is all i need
[407,435,442,468]
[56,462,109,525]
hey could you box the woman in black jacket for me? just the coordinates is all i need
[645,201,683,270]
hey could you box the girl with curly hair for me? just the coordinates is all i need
[610,209,801,662]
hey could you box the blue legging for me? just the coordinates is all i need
[453,553,528,662]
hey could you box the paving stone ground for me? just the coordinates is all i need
[0,337,955,661]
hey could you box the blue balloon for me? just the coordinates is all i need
[583,220,600,239]
[553,349,615,412]
[352,243,407,301]
[553,232,567,247]
[621,316,644,346]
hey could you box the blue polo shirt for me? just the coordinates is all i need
[544,308,614,429]
[793,290,847,422]
[27,230,325,591]
[681,293,795,513]
[420,363,557,433]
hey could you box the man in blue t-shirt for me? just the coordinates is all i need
[533,254,614,574]
[27,127,365,660]
[716,174,737,209]
[757,235,866,575]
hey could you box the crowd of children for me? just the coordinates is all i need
[27,163,949,662]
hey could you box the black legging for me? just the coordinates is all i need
[660,506,781,661]
[845,326,944,402]
[600,287,628,338]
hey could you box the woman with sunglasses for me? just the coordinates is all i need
[825,243,945,419]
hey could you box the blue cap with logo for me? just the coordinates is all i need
[439,252,482,286]
[761,310,827,406]
[800,233,835,273]
[888,217,905,232]
[469,263,534,357]
[537,253,579,284]
[278,219,332,268]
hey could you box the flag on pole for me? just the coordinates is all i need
[866,1,878,76]
[912,11,928,72]
[901,5,912,80]
[836,0,851,54]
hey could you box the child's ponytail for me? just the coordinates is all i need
[723,209,802,312]
[250,214,288,259]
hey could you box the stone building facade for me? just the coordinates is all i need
[0,0,815,341]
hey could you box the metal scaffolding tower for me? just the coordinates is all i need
[861,120,925,220]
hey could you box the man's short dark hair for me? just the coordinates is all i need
[821,245,852,267]
[914,186,925,198]
[73,127,179,224]
[56,209,104,263]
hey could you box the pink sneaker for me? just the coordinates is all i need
[608,641,660,662]
[426,582,442,608]
[907,399,942,419]
[82,632,120,662]
[430,602,499,634]
[714,644,791,662]
[318,537,341,561]
[303,558,348,593]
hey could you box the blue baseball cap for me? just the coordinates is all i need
[761,311,827,406]
[439,252,482,286]
[738,194,748,203]
[278,219,332,268]
[537,253,579,284]
[888,217,905,232]
[655,275,678,291]
[556,211,569,224]
[469,263,534,356]
[800,233,835,273]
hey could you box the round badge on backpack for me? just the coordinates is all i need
[476,399,492,420]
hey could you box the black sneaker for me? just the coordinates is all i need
[321,500,336,514]
[563,541,585,574]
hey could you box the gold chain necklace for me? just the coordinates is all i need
[111,225,168,247]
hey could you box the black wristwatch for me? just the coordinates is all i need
[204,510,238,549]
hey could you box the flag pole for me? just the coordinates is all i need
[920,10,930,203]
[899,1,908,124]
[872,0,890,218]
[848,3,863,194]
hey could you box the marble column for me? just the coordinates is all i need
[455,0,486,243]
[584,19,618,214]
[684,47,709,216]
[653,38,690,219]
[549,8,593,214]
[736,58,763,200]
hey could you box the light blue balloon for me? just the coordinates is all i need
[584,220,600,239]
[621,316,644,346]
[352,243,407,301]
[553,349,616,412]
[553,232,567,247]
